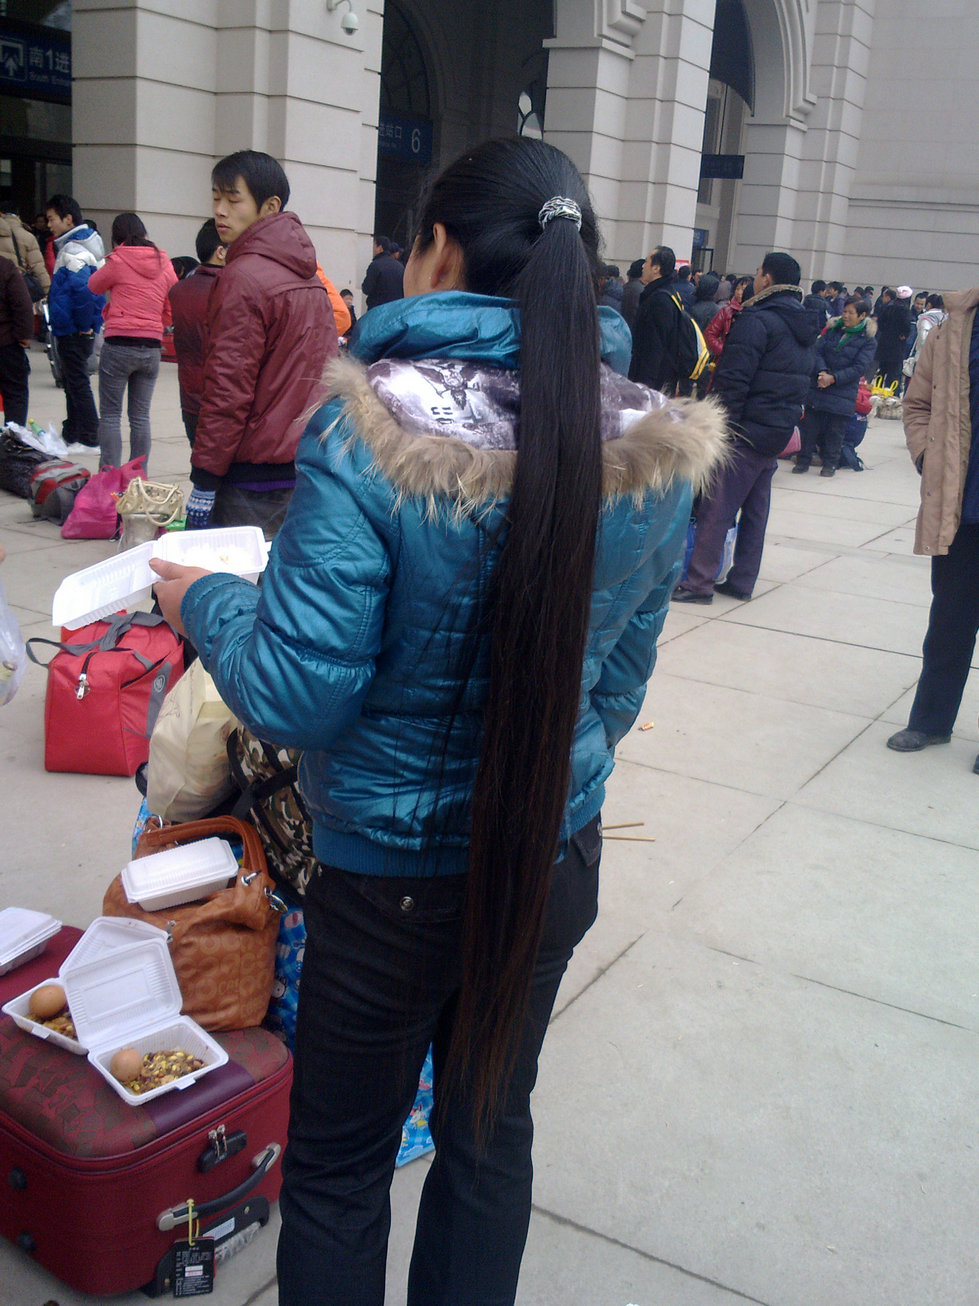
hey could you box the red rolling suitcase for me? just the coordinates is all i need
[0,927,293,1296]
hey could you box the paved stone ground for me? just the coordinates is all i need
[1,353,977,1305]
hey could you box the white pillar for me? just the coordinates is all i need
[545,0,714,266]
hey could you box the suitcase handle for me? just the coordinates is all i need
[156,1143,281,1231]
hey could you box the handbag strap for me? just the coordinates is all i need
[138,814,269,876]
[26,611,176,668]
[7,223,24,274]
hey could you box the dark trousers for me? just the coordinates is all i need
[0,342,30,427]
[210,482,293,539]
[907,523,979,736]
[798,408,847,470]
[181,409,198,446]
[57,332,98,444]
[684,442,777,597]
[276,820,602,1306]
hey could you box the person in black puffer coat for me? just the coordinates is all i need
[674,252,818,603]
[795,296,877,476]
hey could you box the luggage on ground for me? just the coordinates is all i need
[0,926,291,1298]
[28,457,91,524]
[25,612,185,776]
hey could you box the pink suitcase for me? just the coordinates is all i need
[0,926,292,1296]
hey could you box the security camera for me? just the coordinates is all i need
[340,10,359,33]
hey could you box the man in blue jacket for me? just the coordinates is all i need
[674,251,818,603]
[45,194,105,447]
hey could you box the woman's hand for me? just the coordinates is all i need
[150,559,212,637]
[817,370,835,389]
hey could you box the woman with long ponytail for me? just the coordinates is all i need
[153,137,727,1305]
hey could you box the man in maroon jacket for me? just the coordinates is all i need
[188,150,337,536]
[168,218,226,446]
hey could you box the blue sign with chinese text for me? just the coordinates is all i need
[378,112,432,165]
[0,27,71,104]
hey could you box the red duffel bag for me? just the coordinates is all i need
[25,612,185,775]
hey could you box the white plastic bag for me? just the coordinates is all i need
[6,420,70,459]
[145,660,239,821]
[0,579,27,706]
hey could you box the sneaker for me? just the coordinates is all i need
[671,586,713,605]
[714,580,752,601]
[791,463,809,474]
[819,466,836,477]
[886,728,951,752]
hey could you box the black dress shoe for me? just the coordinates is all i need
[714,580,752,600]
[672,586,713,605]
[791,463,809,474]
[819,465,836,477]
[886,728,951,752]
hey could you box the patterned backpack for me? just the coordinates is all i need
[227,725,317,895]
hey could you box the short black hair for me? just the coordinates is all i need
[651,245,676,278]
[926,293,944,310]
[676,264,691,280]
[374,235,392,253]
[195,218,223,264]
[845,295,871,316]
[762,251,802,286]
[340,288,354,299]
[602,264,620,279]
[211,150,289,210]
[45,193,82,227]
[811,279,827,295]
[627,258,644,280]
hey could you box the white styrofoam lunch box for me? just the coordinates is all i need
[1,917,168,1054]
[51,526,269,630]
[0,907,61,976]
[64,934,227,1106]
[121,837,239,912]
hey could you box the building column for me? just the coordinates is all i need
[545,0,715,266]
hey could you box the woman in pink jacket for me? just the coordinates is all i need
[88,213,177,468]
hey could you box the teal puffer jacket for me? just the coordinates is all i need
[182,292,727,875]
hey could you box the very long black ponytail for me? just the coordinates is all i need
[414,138,603,1135]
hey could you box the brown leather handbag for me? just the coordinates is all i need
[103,815,284,1031]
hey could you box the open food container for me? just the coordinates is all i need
[122,836,239,912]
[51,526,269,630]
[0,906,61,976]
[64,933,227,1106]
[2,917,168,1054]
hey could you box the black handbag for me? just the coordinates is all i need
[0,429,48,498]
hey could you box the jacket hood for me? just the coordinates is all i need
[941,288,979,316]
[323,349,728,517]
[54,224,104,262]
[825,314,877,340]
[110,244,171,279]
[747,284,818,346]
[349,290,634,377]
[225,210,317,279]
[695,273,720,301]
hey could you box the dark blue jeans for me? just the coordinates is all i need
[798,408,847,471]
[276,818,602,1306]
[57,331,98,445]
[0,342,29,427]
[907,522,979,736]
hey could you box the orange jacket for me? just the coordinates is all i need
[316,264,352,337]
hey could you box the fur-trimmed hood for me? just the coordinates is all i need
[324,352,728,514]
[825,314,878,339]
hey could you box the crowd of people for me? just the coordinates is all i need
[1,136,976,1306]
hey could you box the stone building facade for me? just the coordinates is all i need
[33,0,979,296]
